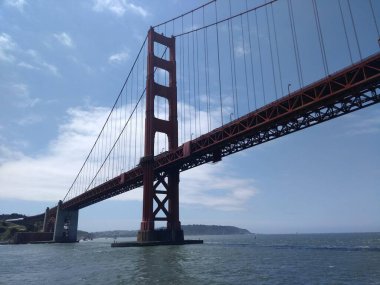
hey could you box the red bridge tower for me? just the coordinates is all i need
[137,28,183,242]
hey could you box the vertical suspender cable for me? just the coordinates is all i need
[338,0,353,64]
[312,0,329,76]
[117,94,121,174]
[128,70,133,169]
[246,0,257,110]
[112,99,117,177]
[271,3,284,96]
[287,0,303,88]
[180,17,186,142]
[123,77,128,170]
[228,2,236,117]
[135,51,139,162]
[229,0,239,117]
[265,3,278,100]
[187,33,192,139]
[203,7,211,131]
[196,30,201,134]
[347,0,362,59]
[240,15,250,111]
[255,10,266,105]
[192,12,197,137]
[106,116,110,180]
[215,1,224,125]
[369,0,380,46]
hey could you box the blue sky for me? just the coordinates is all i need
[0,0,379,234]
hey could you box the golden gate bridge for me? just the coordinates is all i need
[17,0,380,245]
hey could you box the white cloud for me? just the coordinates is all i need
[0,106,108,201]
[108,50,129,64]
[0,33,16,62]
[180,164,257,211]
[5,0,26,11]
[26,49,60,76]
[0,103,258,211]
[93,0,148,17]
[54,32,74,48]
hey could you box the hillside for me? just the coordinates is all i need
[0,221,27,242]
[0,213,40,242]
[0,213,26,221]
[182,225,251,235]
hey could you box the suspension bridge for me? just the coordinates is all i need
[17,0,380,244]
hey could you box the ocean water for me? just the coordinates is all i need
[1,233,379,285]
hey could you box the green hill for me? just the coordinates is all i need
[0,221,27,242]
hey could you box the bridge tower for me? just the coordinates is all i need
[137,27,183,242]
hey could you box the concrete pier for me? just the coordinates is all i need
[53,200,78,242]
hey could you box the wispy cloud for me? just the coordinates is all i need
[93,0,148,17]
[9,83,40,108]
[26,49,60,76]
[108,49,129,64]
[0,145,25,165]
[235,41,250,58]
[16,114,43,126]
[0,33,17,62]
[54,32,74,48]
[18,61,39,70]
[4,0,27,12]
[127,3,148,17]
[0,33,59,76]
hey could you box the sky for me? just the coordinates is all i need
[0,0,379,234]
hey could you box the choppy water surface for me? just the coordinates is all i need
[1,233,380,284]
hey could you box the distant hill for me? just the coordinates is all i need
[83,225,251,239]
[182,225,251,235]
[85,230,137,239]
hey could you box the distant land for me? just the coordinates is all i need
[84,225,251,240]
[1,213,251,242]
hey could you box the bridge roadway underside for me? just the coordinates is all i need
[61,51,380,212]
